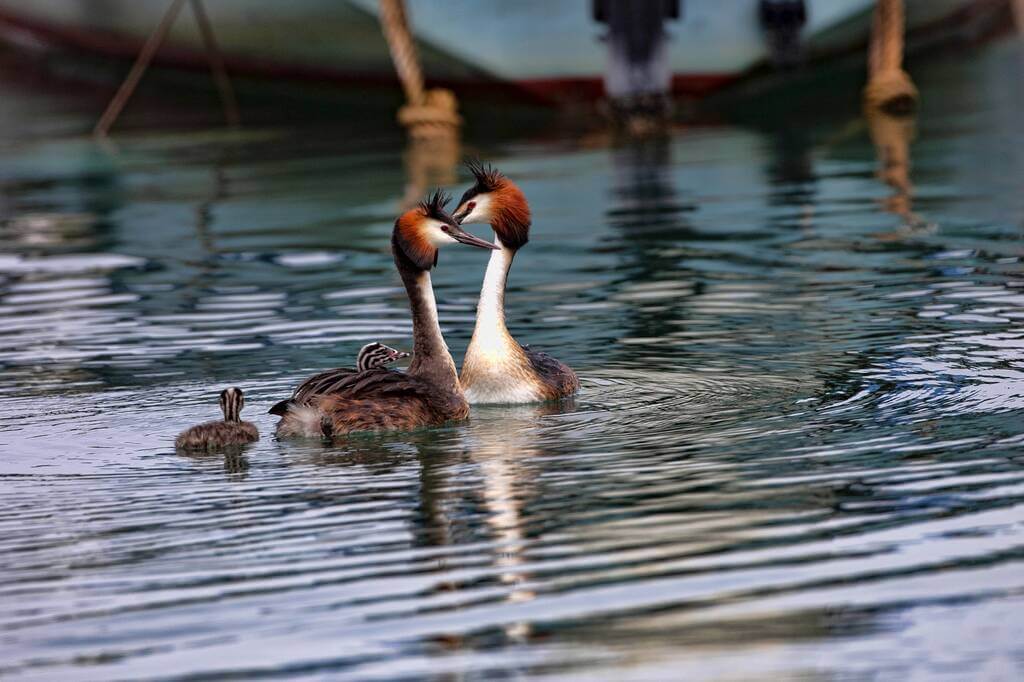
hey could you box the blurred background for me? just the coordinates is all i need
[0,2,1022,680]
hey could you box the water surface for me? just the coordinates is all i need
[1,41,1023,680]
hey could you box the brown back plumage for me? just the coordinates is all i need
[270,344,464,436]
[274,367,469,438]
[175,421,260,451]
[523,346,581,400]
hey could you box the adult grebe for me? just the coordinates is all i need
[452,161,580,404]
[271,191,498,438]
[175,387,259,450]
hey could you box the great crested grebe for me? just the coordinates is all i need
[452,161,580,404]
[270,191,498,438]
[175,387,259,450]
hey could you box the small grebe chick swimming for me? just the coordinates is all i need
[453,161,580,404]
[175,387,259,450]
[271,191,498,438]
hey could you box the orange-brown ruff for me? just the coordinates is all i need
[271,191,497,438]
[454,162,580,404]
[175,387,259,450]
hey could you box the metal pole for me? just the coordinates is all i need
[93,0,187,137]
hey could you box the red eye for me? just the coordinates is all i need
[467,201,476,210]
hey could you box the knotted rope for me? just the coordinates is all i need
[864,0,918,113]
[378,0,461,140]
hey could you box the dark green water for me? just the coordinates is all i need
[1,40,1023,681]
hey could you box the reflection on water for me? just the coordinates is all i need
[402,135,461,210]
[865,106,934,240]
[2,40,1024,680]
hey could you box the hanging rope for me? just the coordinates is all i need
[94,0,187,137]
[190,0,240,127]
[864,0,918,113]
[94,0,238,137]
[378,0,461,139]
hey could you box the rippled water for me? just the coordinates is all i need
[2,41,1024,680]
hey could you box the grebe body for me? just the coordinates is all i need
[453,162,579,404]
[175,387,259,450]
[271,192,498,438]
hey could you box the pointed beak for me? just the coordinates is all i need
[390,350,411,362]
[448,223,499,250]
[452,206,470,224]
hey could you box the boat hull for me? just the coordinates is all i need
[0,0,996,102]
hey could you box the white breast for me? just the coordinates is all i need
[465,377,543,405]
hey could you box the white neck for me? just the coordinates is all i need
[470,236,515,351]
[461,235,542,403]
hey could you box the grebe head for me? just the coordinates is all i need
[219,387,244,423]
[357,342,410,371]
[392,189,499,270]
[452,160,530,250]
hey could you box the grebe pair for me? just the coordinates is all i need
[271,191,498,438]
[269,167,577,438]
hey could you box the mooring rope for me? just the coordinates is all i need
[378,0,461,139]
[864,0,918,113]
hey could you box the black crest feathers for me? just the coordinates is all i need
[465,158,505,193]
[419,189,451,220]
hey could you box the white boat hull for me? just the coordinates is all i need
[0,0,996,101]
